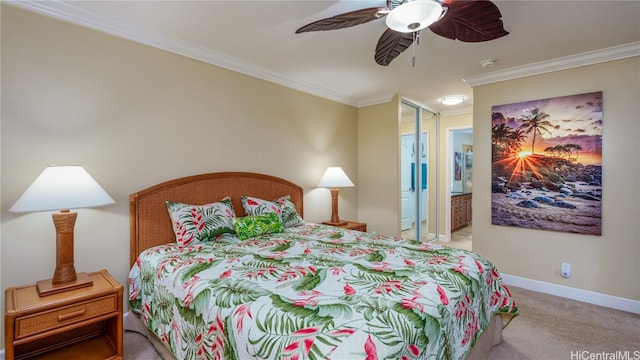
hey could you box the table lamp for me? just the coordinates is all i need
[318,167,354,226]
[9,165,115,296]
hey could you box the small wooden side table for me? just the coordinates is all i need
[322,220,367,232]
[4,269,123,360]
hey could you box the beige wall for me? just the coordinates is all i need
[472,57,640,301]
[0,5,359,346]
[357,96,401,236]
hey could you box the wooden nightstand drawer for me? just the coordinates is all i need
[14,294,117,340]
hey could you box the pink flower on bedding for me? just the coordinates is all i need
[486,268,500,285]
[462,312,479,346]
[160,332,169,345]
[349,248,375,257]
[331,328,356,336]
[454,295,470,318]
[344,284,356,296]
[501,282,512,297]
[281,327,319,359]
[400,296,424,313]
[474,259,485,274]
[183,293,194,309]
[293,327,319,336]
[128,287,139,301]
[294,298,319,307]
[283,341,300,352]
[303,338,315,355]
[372,262,391,272]
[364,335,378,360]
[174,222,195,245]
[374,280,402,294]
[404,259,415,267]
[219,270,232,278]
[246,199,259,206]
[437,285,449,305]
[182,275,200,289]
[294,290,321,307]
[190,208,206,232]
[233,304,253,333]
[490,291,502,307]
[207,315,227,360]
[453,262,469,275]
[428,255,447,265]
[407,344,421,357]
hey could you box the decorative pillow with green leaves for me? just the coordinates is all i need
[241,194,304,228]
[233,212,284,240]
[166,197,236,246]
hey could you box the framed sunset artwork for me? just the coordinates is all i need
[491,91,602,235]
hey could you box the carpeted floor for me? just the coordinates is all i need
[124,286,640,359]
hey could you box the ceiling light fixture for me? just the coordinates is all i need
[385,0,445,33]
[440,96,465,105]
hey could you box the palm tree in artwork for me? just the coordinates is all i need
[519,108,553,154]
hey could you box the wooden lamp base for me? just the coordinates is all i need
[325,188,347,226]
[37,272,93,296]
[37,210,93,297]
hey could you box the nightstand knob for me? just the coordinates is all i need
[58,309,86,322]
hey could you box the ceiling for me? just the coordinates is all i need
[9,1,640,114]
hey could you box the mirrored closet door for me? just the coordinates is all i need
[400,99,439,241]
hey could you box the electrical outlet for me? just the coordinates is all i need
[561,262,571,278]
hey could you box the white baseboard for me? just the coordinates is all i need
[502,273,640,314]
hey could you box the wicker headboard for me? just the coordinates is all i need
[129,172,303,267]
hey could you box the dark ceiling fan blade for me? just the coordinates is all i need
[374,29,415,66]
[296,7,390,34]
[428,0,509,42]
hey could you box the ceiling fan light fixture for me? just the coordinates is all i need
[440,96,465,105]
[385,0,443,33]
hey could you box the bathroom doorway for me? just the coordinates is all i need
[446,127,473,250]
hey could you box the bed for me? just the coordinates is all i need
[126,172,517,360]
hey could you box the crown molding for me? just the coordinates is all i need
[6,0,359,107]
[464,42,640,87]
[8,2,639,108]
[357,93,396,108]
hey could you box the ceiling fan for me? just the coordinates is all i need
[296,0,509,66]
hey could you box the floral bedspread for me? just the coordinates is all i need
[129,223,518,360]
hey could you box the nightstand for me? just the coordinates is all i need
[322,220,367,232]
[4,269,123,360]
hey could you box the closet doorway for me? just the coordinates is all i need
[400,99,439,242]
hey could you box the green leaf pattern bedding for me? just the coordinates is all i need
[128,223,518,360]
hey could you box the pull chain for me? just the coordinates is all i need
[412,31,421,67]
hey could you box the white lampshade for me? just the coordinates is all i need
[9,165,115,213]
[386,0,443,33]
[318,167,354,188]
